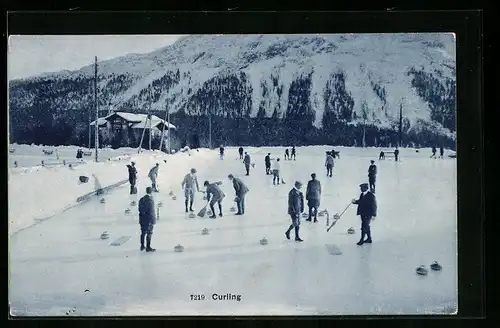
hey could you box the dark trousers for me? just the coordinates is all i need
[308,203,319,220]
[245,164,250,175]
[394,154,399,161]
[326,164,333,177]
[210,200,223,216]
[239,153,243,159]
[360,216,372,240]
[236,194,246,214]
[368,176,376,193]
[286,214,301,238]
[140,221,154,248]
[265,164,271,174]
[129,178,137,194]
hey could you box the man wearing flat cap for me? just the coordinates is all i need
[285,181,305,242]
[352,183,377,245]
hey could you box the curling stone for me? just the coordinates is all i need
[318,211,325,217]
[174,244,184,252]
[158,201,163,207]
[168,191,174,196]
[172,196,177,200]
[130,200,137,206]
[230,207,236,212]
[430,261,442,271]
[100,231,110,240]
[251,163,255,168]
[201,228,209,235]
[347,227,355,234]
[203,196,208,200]
[233,197,239,202]
[416,265,429,276]
[100,198,106,204]
[188,213,196,218]
[124,208,131,214]
[207,210,213,216]
[260,237,268,245]
[302,212,309,218]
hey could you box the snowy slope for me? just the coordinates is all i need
[10,34,456,134]
[9,146,457,315]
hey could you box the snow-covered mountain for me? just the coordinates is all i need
[9,34,456,146]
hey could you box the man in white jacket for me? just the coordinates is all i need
[272,158,282,185]
[181,168,200,212]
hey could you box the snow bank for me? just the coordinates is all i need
[8,148,215,236]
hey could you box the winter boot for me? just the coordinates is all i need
[140,233,146,251]
[146,235,155,252]
[294,226,303,242]
[189,200,194,212]
[185,200,189,213]
[285,225,293,240]
[364,230,372,243]
[357,231,366,246]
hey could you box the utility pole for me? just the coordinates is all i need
[94,56,99,162]
[399,98,403,148]
[149,89,152,150]
[208,108,212,149]
[167,107,170,153]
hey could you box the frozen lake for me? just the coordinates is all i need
[8,146,457,316]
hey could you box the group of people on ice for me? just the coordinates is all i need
[126,161,160,195]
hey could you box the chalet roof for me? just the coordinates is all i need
[89,118,108,126]
[130,119,176,130]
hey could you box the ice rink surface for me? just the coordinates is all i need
[9,147,457,316]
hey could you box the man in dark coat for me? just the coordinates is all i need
[352,183,377,246]
[284,148,289,160]
[138,187,156,252]
[291,146,296,160]
[394,148,399,162]
[219,145,225,160]
[368,160,377,193]
[238,147,244,160]
[285,181,305,242]
[265,153,271,175]
[439,145,444,158]
[243,152,251,176]
[127,161,138,194]
[204,180,225,218]
[228,174,249,215]
[306,173,321,222]
[431,146,437,158]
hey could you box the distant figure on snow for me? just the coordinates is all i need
[238,147,244,160]
[368,160,377,193]
[284,148,290,160]
[325,152,334,177]
[291,146,296,160]
[379,150,385,160]
[219,145,225,160]
[306,173,321,222]
[243,152,251,175]
[265,153,271,175]
[285,181,305,242]
[272,158,282,185]
[181,168,200,213]
[331,149,339,159]
[138,186,156,252]
[352,183,377,246]
[228,174,249,215]
[148,163,160,192]
[439,145,444,159]
[394,148,399,162]
[127,161,138,194]
[76,149,83,159]
[431,146,437,158]
[204,180,225,218]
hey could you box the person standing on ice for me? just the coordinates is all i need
[243,152,251,175]
[271,158,281,185]
[204,180,225,218]
[238,147,244,160]
[439,145,444,158]
[219,145,225,160]
[368,160,377,193]
[148,163,160,192]
[379,150,385,160]
[284,148,289,160]
[325,152,334,177]
[265,153,271,175]
[352,183,377,246]
[394,148,399,162]
[138,186,156,252]
[127,161,138,194]
[181,168,200,213]
[431,146,437,158]
[305,173,321,222]
[291,146,296,160]
[228,174,249,215]
[285,181,305,242]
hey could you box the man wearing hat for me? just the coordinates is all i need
[138,186,156,252]
[126,161,138,194]
[306,173,322,222]
[352,183,377,245]
[181,168,200,212]
[228,174,249,215]
[204,180,225,218]
[285,181,305,242]
[368,160,377,193]
[148,163,160,192]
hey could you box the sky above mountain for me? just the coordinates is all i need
[8,35,183,80]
